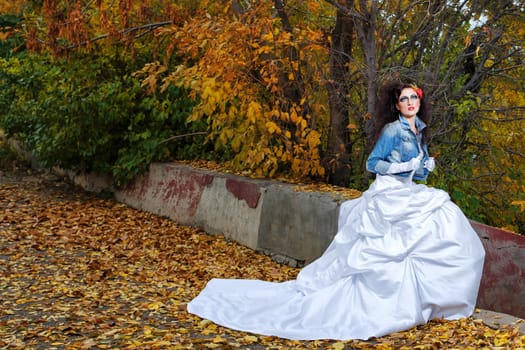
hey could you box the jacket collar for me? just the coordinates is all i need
[399,115,426,131]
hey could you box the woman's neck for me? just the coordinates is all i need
[404,115,418,134]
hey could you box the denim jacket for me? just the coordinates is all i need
[366,115,430,181]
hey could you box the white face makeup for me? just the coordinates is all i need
[396,88,420,119]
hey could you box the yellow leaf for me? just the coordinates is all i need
[143,326,154,337]
[177,327,189,334]
[146,301,164,311]
[266,121,281,135]
[199,319,211,328]
[330,342,345,350]
[261,32,273,41]
[494,332,510,346]
[247,101,262,124]
[212,335,226,343]
[243,335,258,343]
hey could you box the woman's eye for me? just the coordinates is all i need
[399,95,419,103]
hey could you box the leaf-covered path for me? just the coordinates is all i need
[1,169,524,349]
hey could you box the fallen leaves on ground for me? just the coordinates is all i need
[1,169,524,349]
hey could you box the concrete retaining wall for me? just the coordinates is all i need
[108,163,346,265]
[71,162,525,318]
[474,222,525,318]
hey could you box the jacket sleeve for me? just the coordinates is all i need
[366,127,396,175]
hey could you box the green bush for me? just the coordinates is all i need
[0,54,211,186]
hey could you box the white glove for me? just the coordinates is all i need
[424,157,435,172]
[386,157,421,174]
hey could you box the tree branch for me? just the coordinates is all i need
[322,0,367,22]
[158,132,209,145]
[505,148,525,160]
[66,21,173,49]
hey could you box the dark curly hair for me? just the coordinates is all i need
[368,81,431,148]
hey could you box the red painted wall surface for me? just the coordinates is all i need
[472,221,525,318]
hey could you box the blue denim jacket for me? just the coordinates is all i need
[366,115,430,181]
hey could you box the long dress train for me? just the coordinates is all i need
[186,174,485,340]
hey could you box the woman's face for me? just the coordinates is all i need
[396,87,420,118]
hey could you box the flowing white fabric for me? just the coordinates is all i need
[187,175,485,340]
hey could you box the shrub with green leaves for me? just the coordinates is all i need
[0,54,209,186]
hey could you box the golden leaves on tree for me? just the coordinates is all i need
[137,3,328,180]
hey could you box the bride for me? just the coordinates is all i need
[187,81,486,340]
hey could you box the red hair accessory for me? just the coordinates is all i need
[411,84,424,99]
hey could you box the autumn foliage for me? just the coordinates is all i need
[1,170,524,348]
[148,2,327,178]
[0,0,523,233]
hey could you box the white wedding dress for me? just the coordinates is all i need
[187,174,485,340]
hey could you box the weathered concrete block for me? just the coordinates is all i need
[257,184,343,264]
[473,221,525,319]
[195,176,266,250]
[115,163,213,225]
[72,171,114,193]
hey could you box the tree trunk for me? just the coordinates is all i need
[324,3,354,187]
[357,0,378,144]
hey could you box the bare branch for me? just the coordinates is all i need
[158,132,209,145]
[322,0,367,21]
[504,148,525,160]
[66,21,173,49]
